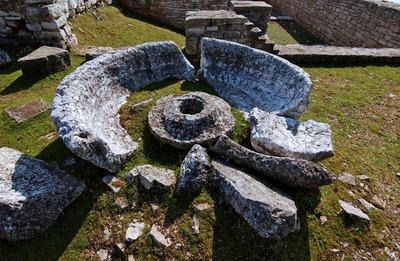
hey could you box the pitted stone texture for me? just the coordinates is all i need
[176,144,211,194]
[18,46,71,77]
[0,147,85,241]
[51,42,195,172]
[213,135,336,188]
[148,92,235,149]
[130,165,176,189]
[200,38,312,119]
[212,160,299,239]
[0,48,11,67]
[248,108,334,161]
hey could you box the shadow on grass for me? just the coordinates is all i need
[0,138,108,261]
[0,74,47,95]
[211,186,321,260]
[276,21,324,45]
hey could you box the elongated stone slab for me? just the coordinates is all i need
[212,160,299,239]
[0,147,85,241]
[212,135,336,188]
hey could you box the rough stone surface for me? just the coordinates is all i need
[149,225,172,248]
[148,92,235,149]
[338,172,356,186]
[213,135,336,188]
[18,46,71,77]
[5,99,50,123]
[0,48,11,67]
[212,160,299,239]
[0,147,85,241]
[339,200,370,221]
[51,42,195,172]
[276,45,400,63]
[248,108,334,161]
[102,175,125,193]
[126,221,145,242]
[200,38,313,119]
[97,249,108,261]
[130,165,176,190]
[175,144,212,194]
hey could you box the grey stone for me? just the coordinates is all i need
[200,38,313,119]
[248,108,334,161]
[84,46,117,62]
[130,165,176,189]
[176,144,211,194]
[192,214,200,234]
[102,175,125,193]
[339,200,370,221]
[357,175,370,181]
[115,197,129,209]
[320,216,328,225]
[150,203,159,213]
[126,221,145,242]
[131,98,153,112]
[0,48,11,67]
[0,147,85,241]
[97,249,108,261]
[18,46,71,77]
[149,225,172,248]
[358,198,378,212]
[212,160,299,239]
[338,172,356,186]
[195,203,212,211]
[213,135,336,188]
[41,14,68,30]
[51,42,195,172]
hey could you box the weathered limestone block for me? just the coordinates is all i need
[212,160,299,239]
[129,165,176,189]
[0,147,85,241]
[18,45,71,77]
[148,92,235,149]
[213,135,336,188]
[176,144,211,194]
[0,48,11,67]
[200,38,313,119]
[51,42,195,172]
[248,108,334,161]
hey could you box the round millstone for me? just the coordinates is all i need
[148,92,235,149]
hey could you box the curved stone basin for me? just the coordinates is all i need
[51,42,195,172]
[200,38,313,120]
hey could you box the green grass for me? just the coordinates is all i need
[1,4,399,261]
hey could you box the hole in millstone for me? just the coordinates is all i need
[179,98,204,115]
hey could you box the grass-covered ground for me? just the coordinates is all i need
[1,4,399,261]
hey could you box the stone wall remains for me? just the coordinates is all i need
[185,10,274,60]
[0,0,112,48]
[265,0,400,48]
[117,0,229,30]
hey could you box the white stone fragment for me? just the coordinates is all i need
[339,200,370,221]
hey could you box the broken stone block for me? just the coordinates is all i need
[18,46,71,77]
[5,99,50,123]
[131,165,176,189]
[339,200,370,221]
[176,144,211,194]
[248,108,334,161]
[102,175,125,193]
[0,147,85,241]
[149,225,172,248]
[125,221,145,242]
[213,135,336,188]
[212,160,299,239]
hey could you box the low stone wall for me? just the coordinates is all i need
[185,10,274,59]
[265,0,400,48]
[117,0,229,30]
[0,0,112,48]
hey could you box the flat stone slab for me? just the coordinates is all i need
[200,38,313,119]
[212,160,299,239]
[5,99,50,123]
[0,48,11,67]
[0,147,85,241]
[248,108,334,161]
[276,44,400,63]
[339,200,370,221]
[18,46,71,77]
[51,41,195,172]
[130,165,176,189]
[148,92,235,149]
[213,135,336,188]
